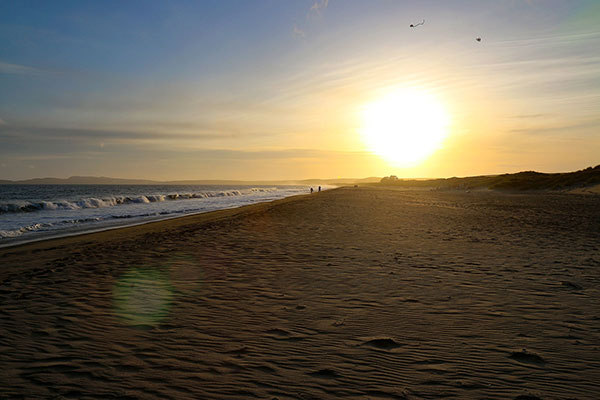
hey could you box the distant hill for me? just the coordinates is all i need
[376,165,600,191]
[0,175,381,186]
[4,166,598,190]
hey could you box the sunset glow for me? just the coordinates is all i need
[360,88,449,166]
[1,2,599,399]
[0,1,598,180]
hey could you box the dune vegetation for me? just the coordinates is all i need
[377,165,600,191]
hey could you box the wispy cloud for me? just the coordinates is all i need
[9,154,79,161]
[0,125,236,142]
[307,0,328,19]
[118,147,375,161]
[496,31,600,47]
[509,118,600,136]
[0,61,48,76]
[294,0,328,38]
[292,24,305,39]
[511,114,547,119]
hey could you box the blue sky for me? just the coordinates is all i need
[1,0,598,180]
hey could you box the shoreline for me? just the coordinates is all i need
[0,190,321,252]
[0,190,317,255]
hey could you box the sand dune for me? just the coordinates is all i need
[1,187,599,399]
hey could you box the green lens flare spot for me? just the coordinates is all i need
[113,268,174,327]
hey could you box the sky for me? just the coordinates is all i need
[0,0,599,180]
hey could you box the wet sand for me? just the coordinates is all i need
[1,187,599,399]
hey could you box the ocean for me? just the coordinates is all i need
[0,184,319,247]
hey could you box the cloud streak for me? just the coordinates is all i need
[509,118,600,136]
[0,61,48,76]
[292,24,305,39]
[0,125,237,143]
[307,0,328,19]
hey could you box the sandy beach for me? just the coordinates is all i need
[1,187,599,399]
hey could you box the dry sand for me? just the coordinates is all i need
[569,183,600,195]
[1,187,599,399]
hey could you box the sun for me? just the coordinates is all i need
[360,87,450,166]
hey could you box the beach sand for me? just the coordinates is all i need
[1,187,599,399]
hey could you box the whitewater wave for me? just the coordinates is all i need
[0,187,278,214]
[0,217,104,238]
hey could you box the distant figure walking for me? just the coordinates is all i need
[310,187,314,194]
[318,186,321,192]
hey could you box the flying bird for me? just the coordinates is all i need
[476,37,482,42]
[410,19,425,28]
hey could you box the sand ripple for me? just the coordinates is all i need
[1,188,599,399]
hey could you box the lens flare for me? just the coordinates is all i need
[113,268,174,327]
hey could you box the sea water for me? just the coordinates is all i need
[0,184,320,247]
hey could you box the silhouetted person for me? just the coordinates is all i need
[318,186,321,192]
[310,187,314,194]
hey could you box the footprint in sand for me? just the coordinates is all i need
[265,328,305,341]
[224,346,250,355]
[308,368,338,379]
[266,328,291,337]
[363,337,403,351]
[509,350,545,366]
[561,281,583,290]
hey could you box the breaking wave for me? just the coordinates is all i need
[0,217,103,238]
[0,188,278,214]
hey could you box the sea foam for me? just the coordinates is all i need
[0,188,278,214]
[0,185,312,244]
